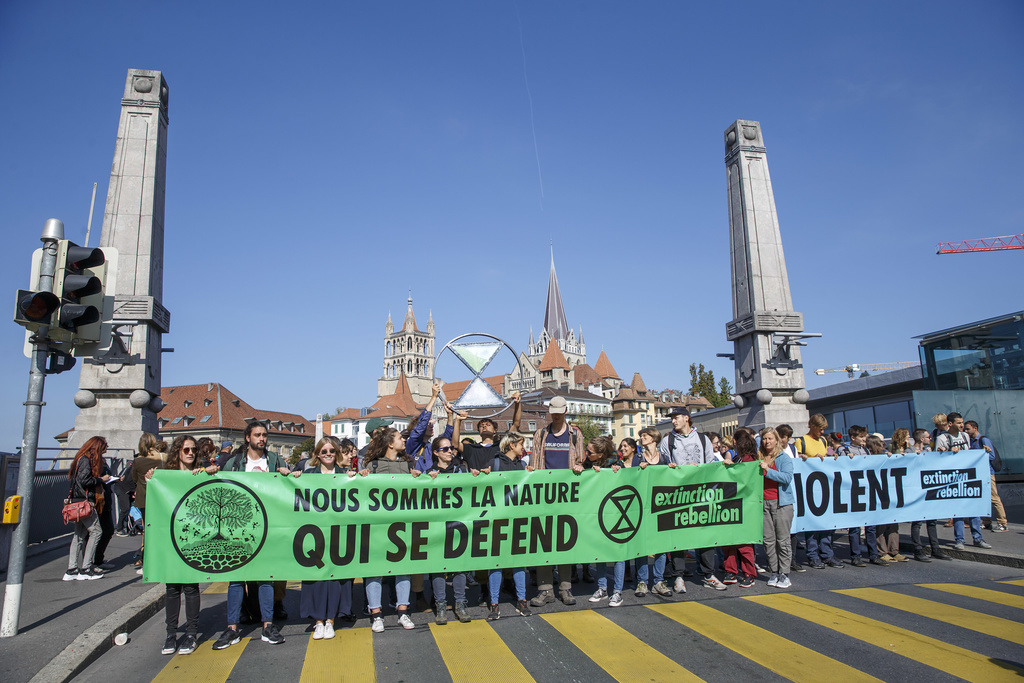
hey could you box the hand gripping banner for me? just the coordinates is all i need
[790,449,992,533]
[143,463,763,583]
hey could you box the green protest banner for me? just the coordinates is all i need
[143,463,763,583]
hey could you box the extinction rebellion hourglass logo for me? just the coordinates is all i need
[170,479,268,572]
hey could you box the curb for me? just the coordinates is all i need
[28,584,165,683]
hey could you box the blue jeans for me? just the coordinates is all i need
[953,517,983,544]
[635,554,667,584]
[848,525,878,560]
[366,575,410,611]
[227,581,272,625]
[489,568,526,603]
[597,561,625,593]
[806,530,834,563]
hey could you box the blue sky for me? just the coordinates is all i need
[2,1,1022,449]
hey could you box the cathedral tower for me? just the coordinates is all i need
[378,294,435,404]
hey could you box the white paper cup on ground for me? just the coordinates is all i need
[114,633,129,646]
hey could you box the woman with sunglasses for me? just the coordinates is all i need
[485,432,534,620]
[426,434,472,624]
[297,437,357,640]
[633,427,677,597]
[586,436,628,607]
[161,434,218,656]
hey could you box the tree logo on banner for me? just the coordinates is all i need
[598,485,643,543]
[170,479,268,573]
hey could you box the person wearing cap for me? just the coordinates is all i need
[357,416,395,470]
[529,395,586,607]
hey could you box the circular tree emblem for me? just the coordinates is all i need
[598,485,643,544]
[170,479,268,573]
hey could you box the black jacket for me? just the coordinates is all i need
[70,456,103,504]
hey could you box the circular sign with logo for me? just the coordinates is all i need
[170,479,268,573]
[598,485,643,544]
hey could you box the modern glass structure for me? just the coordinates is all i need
[917,311,1024,391]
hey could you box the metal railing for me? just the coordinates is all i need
[13,447,135,477]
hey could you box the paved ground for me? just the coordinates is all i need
[2,522,1022,682]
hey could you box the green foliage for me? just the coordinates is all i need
[689,363,734,408]
[573,414,604,444]
[289,437,315,466]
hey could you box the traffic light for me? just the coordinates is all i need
[51,240,106,343]
[13,289,59,331]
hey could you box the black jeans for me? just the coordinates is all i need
[93,499,115,564]
[166,583,200,636]
[911,520,939,552]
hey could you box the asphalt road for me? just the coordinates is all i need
[75,557,1024,682]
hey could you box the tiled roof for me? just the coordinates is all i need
[537,343,570,371]
[594,351,619,379]
[367,371,423,418]
[158,383,314,435]
[443,375,505,403]
[631,372,648,393]
[572,363,601,385]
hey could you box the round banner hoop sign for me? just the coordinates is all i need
[431,333,524,420]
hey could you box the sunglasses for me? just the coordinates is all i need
[319,449,337,455]
[436,446,453,453]
[182,447,195,454]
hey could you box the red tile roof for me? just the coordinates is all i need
[537,343,570,371]
[366,371,423,418]
[572,363,601,385]
[158,383,314,435]
[594,351,619,379]
[631,372,648,393]
[443,375,505,403]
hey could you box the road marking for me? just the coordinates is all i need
[429,620,534,682]
[202,582,228,594]
[542,610,703,682]
[649,602,880,682]
[835,587,1024,644]
[748,594,1023,682]
[300,627,375,682]
[152,638,248,682]
[998,579,1024,587]
[919,583,1024,611]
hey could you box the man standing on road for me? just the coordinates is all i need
[796,414,845,570]
[936,413,992,550]
[214,423,289,649]
[659,407,727,592]
[965,420,1008,533]
[529,396,585,607]
[908,429,952,562]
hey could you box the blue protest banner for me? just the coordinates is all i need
[790,449,990,533]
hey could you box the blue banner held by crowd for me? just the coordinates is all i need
[789,450,991,533]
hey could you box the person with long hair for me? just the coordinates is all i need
[161,435,216,655]
[758,428,794,589]
[585,436,629,607]
[63,436,112,581]
[891,428,911,455]
[131,432,167,574]
[359,427,422,633]
[721,430,758,588]
[483,432,534,619]
[633,427,680,597]
[618,438,640,467]
[298,437,357,641]
[427,432,473,624]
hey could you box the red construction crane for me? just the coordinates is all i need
[936,234,1024,254]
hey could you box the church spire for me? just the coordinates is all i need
[543,245,569,342]
[403,290,417,331]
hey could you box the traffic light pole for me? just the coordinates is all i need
[1,220,62,638]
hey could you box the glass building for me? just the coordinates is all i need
[917,311,1024,391]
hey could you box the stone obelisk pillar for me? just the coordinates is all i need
[724,120,810,433]
[67,70,170,453]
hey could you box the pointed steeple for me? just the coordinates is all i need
[403,291,417,331]
[594,351,619,379]
[543,246,569,342]
[529,325,535,346]
[386,310,394,335]
[427,309,435,334]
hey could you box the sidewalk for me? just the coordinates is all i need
[2,521,1023,683]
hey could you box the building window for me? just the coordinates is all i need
[204,398,213,407]
[630,428,634,437]
[465,422,473,432]
[171,417,182,425]
[184,400,193,408]
[528,421,536,431]
[200,415,212,423]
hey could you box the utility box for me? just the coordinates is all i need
[3,495,21,524]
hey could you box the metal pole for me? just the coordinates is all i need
[1,219,62,638]
[84,183,97,247]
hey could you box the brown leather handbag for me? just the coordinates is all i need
[61,480,93,524]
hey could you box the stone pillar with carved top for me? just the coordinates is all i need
[67,70,171,453]
[724,120,810,433]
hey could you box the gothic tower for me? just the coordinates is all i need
[527,248,586,368]
[378,294,435,404]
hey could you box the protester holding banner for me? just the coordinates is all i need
[796,414,844,570]
[618,438,640,467]
[427,433,472,625]
[359,427,421,632]
[757,428,793,589]
[632,426,674,596]
[838,426,885,568]
[487,433,534,620]
[938,413,993,550]
[530,396,586,607]
[214,423,287,650]
[298,437,357,640]
[584,436,628,606]
[721,431,758,587]
[406,382,455,473]
[161,435,216,655]
[866,435,905,562]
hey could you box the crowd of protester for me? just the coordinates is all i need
[60,383,1005,655]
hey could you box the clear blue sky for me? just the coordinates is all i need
[2,1,1022,449]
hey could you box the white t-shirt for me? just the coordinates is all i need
[936,431,969,452]
[245,456,269,473]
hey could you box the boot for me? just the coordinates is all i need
[435,600,448,625]
[454,601,472,623]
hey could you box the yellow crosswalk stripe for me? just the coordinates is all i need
[542,610,703,682]
[918,583,1024,611]
[299,627,375,682]
[998,579,1024,587]
[429,620,534,682]
[747,594,1023,682]
[203,582,228,594]
[649,602,880,682]
[152,637,248,682]
[835,587,1024,644]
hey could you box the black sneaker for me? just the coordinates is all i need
[931,550,953,561]
[810,562,826,569]
[488,604,501,621]
[869,557,889,567]
[515,600,533,617]
[738,575,755,588]
[723,572,739,585]
[789,564,807,573]
[177,635,198,655]
[78,566,104,580]
[851,556,867,567]
[262,623,285,645]
[213,628,240,650]
[162,635,178,655]
[825,558,845,569]
[913,551,932,563]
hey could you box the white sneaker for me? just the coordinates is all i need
[323,622,335,639]
[609,591,623,607]
[398,613,415,630]
[371,616,384,633]
[776,574,791,589]
[767,573,779,587]
[589,588,608,602]
[312,623,325,640]
[673,577,686,593]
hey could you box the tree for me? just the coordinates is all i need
[186,487,254,541]
[717,376,734,405]
[689,363,734,408]
[573,415,604,444]
[290,437,315,466]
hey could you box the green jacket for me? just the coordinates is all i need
[223,451,287,473]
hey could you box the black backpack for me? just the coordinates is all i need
[981,436,1002,472]
[668,430,715,463]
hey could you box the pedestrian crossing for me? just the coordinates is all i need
[152,581,1024,682]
